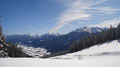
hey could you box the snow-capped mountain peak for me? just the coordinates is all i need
[74,26,107,33]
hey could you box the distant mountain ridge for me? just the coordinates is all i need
[6,26,107,52]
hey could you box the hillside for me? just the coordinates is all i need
[51,40,120,60]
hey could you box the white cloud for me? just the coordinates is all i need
[27,25,32,28]
[89,7,119,15]
[89,17,120,28]
[49,0,119,33]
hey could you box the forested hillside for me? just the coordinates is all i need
[69,24,120,53]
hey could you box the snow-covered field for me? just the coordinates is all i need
[0,40,120,67]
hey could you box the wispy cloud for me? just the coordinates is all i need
[89,17,120,28]
[89,7,119,15]
[50,0,119,33]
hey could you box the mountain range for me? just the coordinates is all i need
[6,26,107,52]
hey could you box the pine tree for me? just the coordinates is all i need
[116,24,120,39]
[0,24,8,57]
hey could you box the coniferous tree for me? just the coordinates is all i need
[116,24,120,39]
[0,24,8,57]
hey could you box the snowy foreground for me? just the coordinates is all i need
[0,40,120,67]
[0,57,120,67]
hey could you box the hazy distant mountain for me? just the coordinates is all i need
[6,26,107,52]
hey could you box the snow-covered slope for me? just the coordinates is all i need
[0,40,120,67]
[51,40,120,60]
[17,45,50,58]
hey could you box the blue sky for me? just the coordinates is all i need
[0,0,120,35]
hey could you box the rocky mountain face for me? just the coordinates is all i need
[6,26,107,52]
